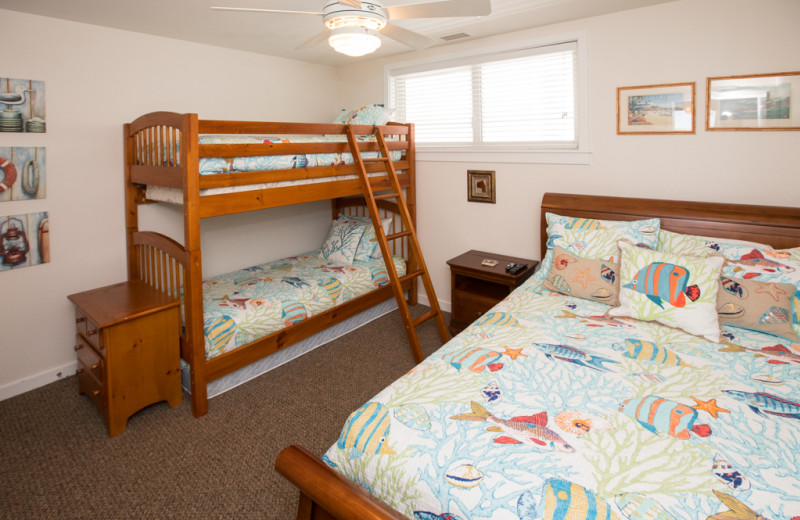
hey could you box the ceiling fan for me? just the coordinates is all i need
[210,0,492,57]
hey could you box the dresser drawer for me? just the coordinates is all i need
[77,360,105,412]
[75,335,103,384]
[75,309,103,354]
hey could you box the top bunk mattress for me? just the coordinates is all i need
[145,133,403,203]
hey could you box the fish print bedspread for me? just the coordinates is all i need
[202,251,405,360]
[323,269,800,519]
[197,134,402,175]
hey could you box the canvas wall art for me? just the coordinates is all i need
[0,77,46,133]
[0,147,46,201]
[0,212,50,271]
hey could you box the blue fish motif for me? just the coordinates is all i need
[530,480,619,520]
[282,276,310,289]
[281,300,307,326]
[204,315,236,353]
[319,277,344,300]
[722,389,800,419]
[620,396,711,439]
[622,338,689,367]
[624,262,700,308]
[441,347,504,373]
[337,401,395,458]
[565,218,603,231]
[531,343,618,372]
[370,267,389,287]
[474,312,520,327]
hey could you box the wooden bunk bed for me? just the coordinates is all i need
[124,112,446,418]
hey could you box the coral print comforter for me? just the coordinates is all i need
[323,250,800,519]
[201,251,405,360]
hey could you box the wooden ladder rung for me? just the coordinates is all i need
[386,230,411,241]
[413,309,438,327]
[374,192,400,201]
[398,270,424,284]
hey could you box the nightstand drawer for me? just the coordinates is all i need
[75,335,103,383]
[452,294,494,324]
[75,309,102,354]
[77,362,105,412]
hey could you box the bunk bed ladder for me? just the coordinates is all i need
[345,125,451,363]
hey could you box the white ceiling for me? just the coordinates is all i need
[0,0,675,66]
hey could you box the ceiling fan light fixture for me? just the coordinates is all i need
[328,27,381,57]
[324,13,386,31]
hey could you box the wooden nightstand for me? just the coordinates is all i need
[447,250,539,335]
[68,280,182,437]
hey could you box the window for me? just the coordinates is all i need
[385,32,588,163]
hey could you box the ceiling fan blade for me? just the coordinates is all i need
[381,22,435,50]
[338,0,362,7]
[209,6,322,15]
[387,0,491,20]
[296,30,330,50]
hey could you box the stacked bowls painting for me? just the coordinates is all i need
[0,111,23,132]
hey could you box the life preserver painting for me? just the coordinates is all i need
[0,212,49,271]
[0,147,46,201]
[0,78,46,133]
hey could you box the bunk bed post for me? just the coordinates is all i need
[124,123,140,279]
[403,123,418,306]
[182,113,209,417]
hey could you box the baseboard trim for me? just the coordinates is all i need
[418,294,451,314]
[0,360,78,402]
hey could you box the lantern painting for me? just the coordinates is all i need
[0,212,49,271]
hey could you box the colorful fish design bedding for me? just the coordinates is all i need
[201,251,405,360]
[322,261,800,519]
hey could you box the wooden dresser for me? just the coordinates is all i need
[68,281,182,437]
[447,250,538,335]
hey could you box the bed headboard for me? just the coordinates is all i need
[540,192,800,257]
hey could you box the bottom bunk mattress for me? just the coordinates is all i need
[322,270,800,518]
[201,250,405,361]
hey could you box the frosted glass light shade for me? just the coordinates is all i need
[329,28,381,57]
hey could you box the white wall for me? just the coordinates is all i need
[335,0,800,311]
[0,10,339,398]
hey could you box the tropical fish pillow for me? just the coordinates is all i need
[657,229,773,258]
[337,214,394,261]
[542,245,620,305]
[609,241,724,342]
[717,276,799,342]
[320,219,366,265]
[722,247,800,336]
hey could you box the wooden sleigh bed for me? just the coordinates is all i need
[124,112,422,418]
[275,192,800,520]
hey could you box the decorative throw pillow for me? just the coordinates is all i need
[332,108,354,124]
[717,276,799,342]
[609,241,725,342]
[320,220,366,265]
[542,246,620,305]
[346,104,396,126]
[338,214,394,261]
[657,229,773,259]
[722,247,800,336]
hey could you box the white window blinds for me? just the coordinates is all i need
[388,41,578,149]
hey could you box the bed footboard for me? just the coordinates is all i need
[275,445,404,520]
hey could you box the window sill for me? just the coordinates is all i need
[415,149,591,165]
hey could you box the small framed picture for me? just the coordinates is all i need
[467,170,495,204]
[617,82,695,134]
[707,71,800,131]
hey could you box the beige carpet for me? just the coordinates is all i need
[0,306,446,519]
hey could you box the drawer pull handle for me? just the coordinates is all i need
[92,390,100,397]
[87,329,98,336]
[74,344,83,351]
[91,364,99,370]
[76,317,86,324]
[76,368,84,375]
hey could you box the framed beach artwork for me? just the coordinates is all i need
[467,170,495,204]
[707,71,800,131]
[0,78,46,133]
[0,212,50,271]
[0,147,46,201]
[617,82,695,134]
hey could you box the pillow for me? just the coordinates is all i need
[608,241,724,342]
[722,247,800,336]
[542,246,620,305]
[337,214,393,261]
[320,220,366,265]
[717,276,799,342]
[657,229,773,259]
[335,105,396,126]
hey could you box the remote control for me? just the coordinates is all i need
[506,262,527,274]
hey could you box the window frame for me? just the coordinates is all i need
[384,30,590,165]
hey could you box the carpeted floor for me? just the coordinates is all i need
[0,306,447,519]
